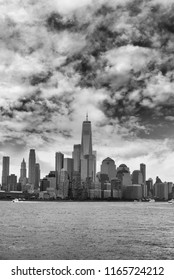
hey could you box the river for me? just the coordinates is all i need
[0,201,173,259]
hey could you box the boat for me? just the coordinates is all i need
[12,198,26,203]
[168,199,174,204]
[149,199,155,202]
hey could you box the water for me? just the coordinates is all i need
[0,201,173,259]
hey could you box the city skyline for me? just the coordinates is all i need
[0,117,171,184]
[1,0,174,181]
[0,114,173,183]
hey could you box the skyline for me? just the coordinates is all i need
[0,120,171,184]
[1,0,174,181]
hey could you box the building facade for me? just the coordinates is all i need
[100,157,116,182]
[55,152,64,189]
[35,163,40,189]
[80,115,96,183]
[2,156,10,190]
[72,144,81,172]
[28,149,36,186]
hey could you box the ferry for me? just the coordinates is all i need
[148,199,155,202]
[168,199,174,204]
[12,198,26,203]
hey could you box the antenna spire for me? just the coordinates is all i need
[86,112,88,121]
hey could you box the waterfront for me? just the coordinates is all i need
[0,201,173,260]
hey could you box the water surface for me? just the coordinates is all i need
[0,201,173,259]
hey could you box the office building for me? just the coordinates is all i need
[111,178,122,199]
[58,169,69,199]
[101,157,116,181]
[140,163,147,197]
[2,156,10,190]
[46,171,56,190]
[72,144,81,172]
[72,171,81,199]
[123,184,143,200]
[154,182,168,200]
[55,152,64,189]
[80,115,96,182]
[19,159,27,188]
[81,114,93,157]
[140,163,146,183]
[146,178,153,196]
[28,149,36,186]
[132,170,143,185]
[55,152,64,173]
[20,158,27,179]
[7,174,17,191]
[40,178,50,192]
[117,164,132,189]
[35,163,40,189]
[93,151,97,182]
[64,158,73,180]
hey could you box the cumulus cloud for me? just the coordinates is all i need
[1,0,174,180]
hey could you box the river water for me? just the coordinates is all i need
[0,201,173,259]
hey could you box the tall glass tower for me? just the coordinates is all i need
[80,114,96,182]
[2,156,10,190]
[28,149,36,185]
[20,158,26,179]
[55,152,64,189]
[81,114,92,157]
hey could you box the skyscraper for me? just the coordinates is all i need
[140,163,146,183]
[35,163,40,189]
[101,157,116,182]
[7,174,17,191]
[132,170,143,185]
[81,114,92,157]
[72,144,81,172]
[55,152,64,173]
[20,158,26,179]
[19,158,27,189]
[55,152,64,189]
[80,114,96,182]
[64,158,73,180]
[2,156,10,190]
[28,149,36,186]
[140,163,147,197]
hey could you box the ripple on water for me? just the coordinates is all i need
[0,201,174,259]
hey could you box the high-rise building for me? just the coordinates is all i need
[154,182,168,200]
[101,157,116,181]
[46,171,56,190]
[93,151,97,182]
[64,158,73,180]
[40,178,50,191]
[55,152,64,173]
[28,149,36,186]
[55,152,64,189]
[81,114,92,157]
[140,163,147,197]
[58,169,69,199]
[72,144,81,172]
[80,114,96,182]
[35,163,40,189]
[146,178,153,196]
[2,156,10,190]
[19,158,27,189]
[7,174,17,191]
[132,170,143,185]
[20,158,27,179]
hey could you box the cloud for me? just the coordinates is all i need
[1,0,174,181]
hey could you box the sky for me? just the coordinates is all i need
[1,0,174,182]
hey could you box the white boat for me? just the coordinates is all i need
[149,199,155,202]
[12,198,25,203]
[168,199,174,204]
